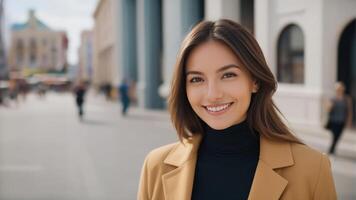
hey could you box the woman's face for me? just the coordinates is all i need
[335,82,345,96]
[185,40,258,130]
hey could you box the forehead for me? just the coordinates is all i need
[186,40,242,71]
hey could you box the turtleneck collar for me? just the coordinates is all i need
[199,120,260,156]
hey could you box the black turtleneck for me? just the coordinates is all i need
[191,120,260,200]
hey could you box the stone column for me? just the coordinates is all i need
[204,0,240,21]
[137,0,164,108]
[118,0,138,82]
[159,0,204,100]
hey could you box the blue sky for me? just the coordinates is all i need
[4,0,98,65]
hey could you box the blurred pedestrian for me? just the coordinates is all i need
[0,89,4,106]
[18,79,29,101]
[118,79,130,116]
[325,81,353,155]
[0,81,9,107]
[74,81,87,120]
[8,79,19,106]
[138,19,336,199]
[37,82,47,98]
[0,90,9,107]
[103,82,112,101]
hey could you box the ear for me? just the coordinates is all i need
[252,81,259,93]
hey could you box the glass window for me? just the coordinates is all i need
[30,38,37,67]
[16,39,24,65]
[277,24,304,84]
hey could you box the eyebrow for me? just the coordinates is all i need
[186,64,240,75]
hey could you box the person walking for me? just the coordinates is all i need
[326,81,353,155]
[74,81,87,120]
[118,79,130,116]
[8,79,19,107]
[137,19,336,200]
[103,83,112,101]
[0,88,4,106]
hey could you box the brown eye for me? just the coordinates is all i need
[189,77,204,83]
[222,72,237,79]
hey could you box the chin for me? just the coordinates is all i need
[205,121,232,130]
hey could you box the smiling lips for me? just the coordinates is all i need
[204,102,233,114]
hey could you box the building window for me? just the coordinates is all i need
[16,39,24,65]
[42,54,48,67]
[240,0,254,34]
[277,24,304,84]
[51,41,57,69]
[29,38,37,67]
[42,39,47,47]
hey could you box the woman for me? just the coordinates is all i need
[138,19,336,200]
[326,82,353,155]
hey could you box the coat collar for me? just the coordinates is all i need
[163,134,202,167]
[161,135,202,200]
[162,134,294,200]
[248,136,294,199]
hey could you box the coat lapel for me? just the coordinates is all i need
[248,137,294,200]
[247,161,288,200]
[161,134,294,200]
[162,135,202,200]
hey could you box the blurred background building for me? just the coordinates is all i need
[8,10,68,75]
[0,0,6,79]
[93,0,119,94]
[92,0,356,128]
[78,30,94,82]
[255,0,356,129]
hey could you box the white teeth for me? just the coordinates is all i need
[206,103,231,112]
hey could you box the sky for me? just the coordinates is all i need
[4,0,98,65]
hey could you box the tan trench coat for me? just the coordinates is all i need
[137,134,336,200]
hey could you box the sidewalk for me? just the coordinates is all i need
[291,123,356,157]
[292,123,356,143]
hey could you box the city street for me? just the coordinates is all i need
[0,92,355,200]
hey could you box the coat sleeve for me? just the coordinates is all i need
[137,155,150,200]
[313,154,337,200]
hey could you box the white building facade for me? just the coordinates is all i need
[93,0,356,128]
[93,0,120,88]
[253,0,356,127]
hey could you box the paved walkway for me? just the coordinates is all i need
[0,91,355,199]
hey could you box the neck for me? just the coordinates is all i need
[200,121,259,155]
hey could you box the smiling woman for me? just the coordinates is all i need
[137,19,337,200]
[185,41,258,130]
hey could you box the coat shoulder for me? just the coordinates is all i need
[290,143,328,166]
[288,143,333,188]
[281,143,336,199]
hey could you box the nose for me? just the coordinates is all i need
[207,81,223,102]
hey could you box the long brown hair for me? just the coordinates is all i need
[168,19,302,144]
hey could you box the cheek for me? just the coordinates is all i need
[186,87,194,105]
[228,83,253,101]
[186,86,201,106]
